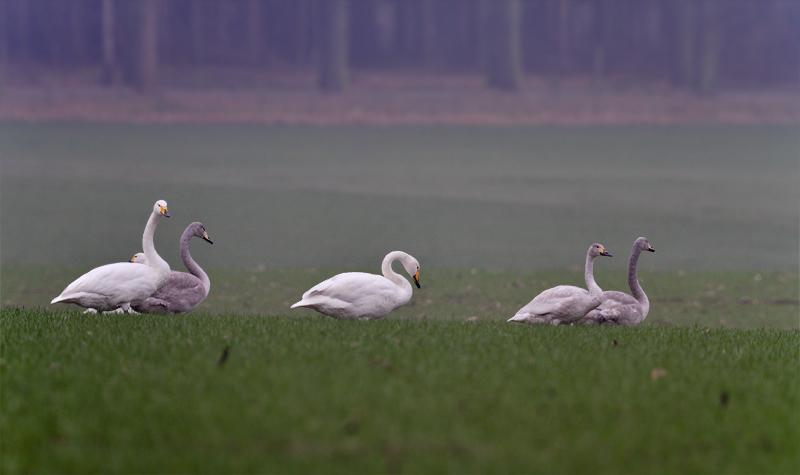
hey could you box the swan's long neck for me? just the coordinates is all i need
[628,244,649,314]
[143,210,169,273]
[180,230,210,297]
[584,250,602,296]
[381,251,412,293]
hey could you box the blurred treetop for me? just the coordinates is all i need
[1,0,798,94]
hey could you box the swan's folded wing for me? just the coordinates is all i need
[56,263,154,300]
[515,298,568,319]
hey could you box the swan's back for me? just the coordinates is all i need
[133,270,207,314]
[510,285,599,324]
[293,272,409,319]
[584,290,647,326]
[52,262,163,309]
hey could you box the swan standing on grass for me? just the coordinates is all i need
[508,243,612,325]
[290,251,422,320]
[129,222,214,314]
[581,237,655,326]
[51,200,171,314]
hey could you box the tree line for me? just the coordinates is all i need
[2,0,798,93]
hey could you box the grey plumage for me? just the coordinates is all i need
[581,237,655,326]
[132,222,213,314]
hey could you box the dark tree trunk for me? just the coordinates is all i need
[317,0,348,92]
[135,0,158,92]
[101,0,120,85]
[247,0,264,66]
[420,0,436,66]
[592,0,607,85]
[485,0,522,91]
[675,0,697,88]
[698,0,720,94]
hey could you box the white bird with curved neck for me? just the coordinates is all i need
[290,251,422,320]
[508,242,613,325]
[50,200,172,314]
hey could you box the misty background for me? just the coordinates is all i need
[0,0,798,275]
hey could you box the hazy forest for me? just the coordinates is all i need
[2,0,799,94]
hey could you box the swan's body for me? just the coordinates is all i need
[131,222,213,314]
[50,200,171,313]
[581,237,655,326]
[291,251,421,320]
[508,243,612,325]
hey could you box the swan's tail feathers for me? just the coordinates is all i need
[51,294,67,304]
[290,300,309,309]
[507,313,529,323]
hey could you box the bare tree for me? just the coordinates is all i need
[135,0,158,92]
[485,0,522,91]
[101,0,120,85]
[317,0,348,92]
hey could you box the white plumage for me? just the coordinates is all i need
[290,251,421,320]
[508,243,612,325]
[51,200,172,314]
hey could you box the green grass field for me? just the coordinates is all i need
[2,309,798,474]
[1,123,798,473]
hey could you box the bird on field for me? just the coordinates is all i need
[50,200,172,314]
[508,243,612,325]
[129,222,213,314]
[580,237,655,326]
[290,251,421,320]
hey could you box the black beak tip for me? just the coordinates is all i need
[414,280,421,289]
[205,238,214,245]
[649,248,655,253]
[164,213,171,218]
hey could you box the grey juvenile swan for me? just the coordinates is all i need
[508,243,612,325]
[131,222,213,314]
[581,237,655,326]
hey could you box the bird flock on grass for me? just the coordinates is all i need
[51,199,655,326]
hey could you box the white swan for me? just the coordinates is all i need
[51,200,171,314]
[581,237,655,326]
[290,251,421,320]
[508,243,612,325]
[131,222,213,314]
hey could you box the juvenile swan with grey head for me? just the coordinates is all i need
[508,243,612,325]
[130,222,213,314]
[50,200,171,314]
[581,237,655,326]
[290,251,422,320]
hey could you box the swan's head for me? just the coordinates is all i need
[154,200,170,218]
[589,242,613,258]
[635,237,655,253]
[399,252,421,288]
[130,252,147,264]
[188,222,213,244]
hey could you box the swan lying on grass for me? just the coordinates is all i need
[581,237,655,326]
[508,243,612,325]
[130,222,213,314]
[291,251,421,320]
[51,200,171,314]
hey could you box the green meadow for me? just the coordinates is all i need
[1,123,797,473]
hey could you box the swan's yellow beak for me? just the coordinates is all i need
[129,255,136,263]
[202,230,213,244]
[413,271,421,289]
[599,245,612,257]
[159,205,170,217]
